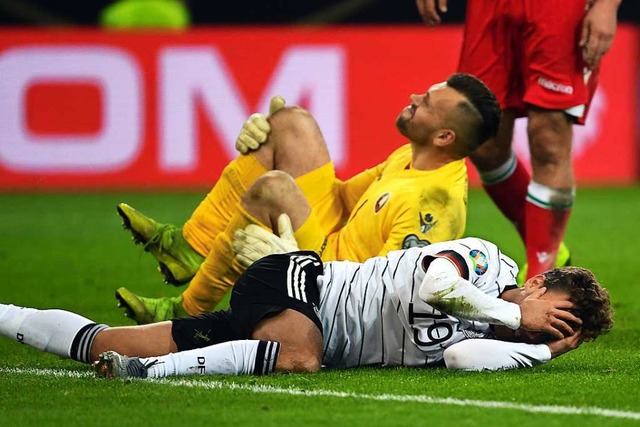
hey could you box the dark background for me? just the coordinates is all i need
[0,0,638,26]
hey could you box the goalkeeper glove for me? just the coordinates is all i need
[232,213,299,268]
[235,95,286,154]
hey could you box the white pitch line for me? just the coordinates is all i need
[2,366,639,421]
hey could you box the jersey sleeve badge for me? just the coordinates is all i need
[468,249,488,275]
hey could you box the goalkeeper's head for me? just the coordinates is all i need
[395,73,501,158]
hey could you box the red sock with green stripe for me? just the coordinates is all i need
[524,181,574,279]
[478,152,529,239]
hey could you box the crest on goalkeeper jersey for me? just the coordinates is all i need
[374,192,390,214]
[419,212,436,233]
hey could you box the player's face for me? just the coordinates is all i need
[395,82,464,144]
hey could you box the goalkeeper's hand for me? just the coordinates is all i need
[235,95,287,154]
[232,213,299,268]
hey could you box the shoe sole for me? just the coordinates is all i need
[117,205,147,245]
[158,262,187,286]
[117,205,189,287]
[115,288,152,325]
[94,351,119,378]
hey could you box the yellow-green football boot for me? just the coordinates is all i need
[117,203,204,286]
[517,242,571,284]
[115,287,188,324]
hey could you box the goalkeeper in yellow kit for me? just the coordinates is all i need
[116,73,502,324]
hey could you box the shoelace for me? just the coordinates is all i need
[131,358,161,378]
[143,225,176,254]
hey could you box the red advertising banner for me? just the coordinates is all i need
[0,25,637,191]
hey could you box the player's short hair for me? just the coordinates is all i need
[445,73,501,152]
[543,266,614,341]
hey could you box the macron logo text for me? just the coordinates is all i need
[537,77,574,94]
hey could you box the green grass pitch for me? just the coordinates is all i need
[0,187,639,426]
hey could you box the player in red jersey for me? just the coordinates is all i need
[416,0,622,280]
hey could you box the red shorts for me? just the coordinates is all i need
[458,0,598,124]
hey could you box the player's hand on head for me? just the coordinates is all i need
[518,287,583,339]
[235,95,287,154]
[547,327,583,358]
[415,0,448,27]
[231,214,299,268]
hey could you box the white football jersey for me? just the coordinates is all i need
[317,237,519,368]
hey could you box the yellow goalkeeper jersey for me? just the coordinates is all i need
[326,144,468,261]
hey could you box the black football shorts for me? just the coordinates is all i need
[171,251,323,351]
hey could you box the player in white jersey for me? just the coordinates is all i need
[319,238,517,368]
[0,230,612,377]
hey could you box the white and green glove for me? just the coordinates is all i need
[232,213,299,268]
[235,95,287,154]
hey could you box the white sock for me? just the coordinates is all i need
[0,303,108,363]
[526,181,576,209]
[142,340,281,378]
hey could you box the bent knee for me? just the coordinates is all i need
[245,171,300,203]
[268,107,326,153]
[255,170,297,188]
[269,106,315,130]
